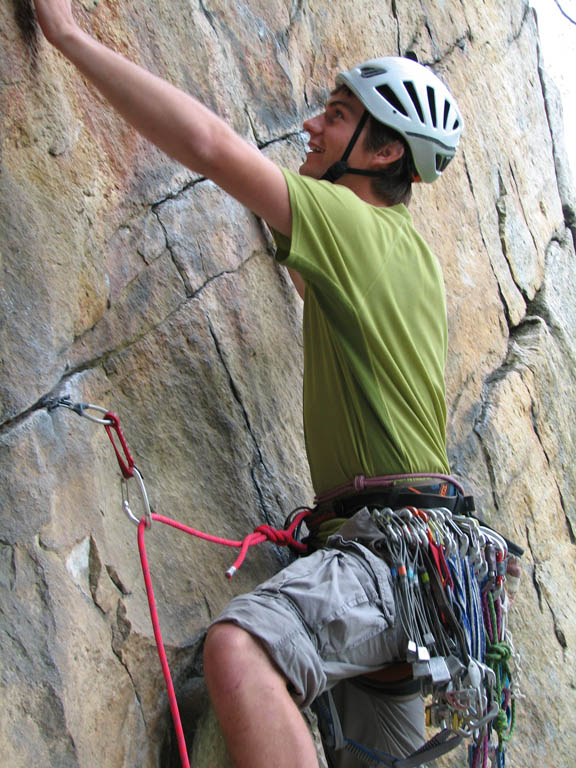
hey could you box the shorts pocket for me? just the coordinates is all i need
[313,548,396,664]
[255,546,397,666]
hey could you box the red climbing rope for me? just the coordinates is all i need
[137,509,310,767]
[138,517,190,768]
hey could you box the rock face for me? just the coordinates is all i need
[1,0,575,766]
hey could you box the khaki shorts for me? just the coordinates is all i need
[211,510,426,763]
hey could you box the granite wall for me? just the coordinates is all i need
[1,0,575,765]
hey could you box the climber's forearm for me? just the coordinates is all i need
[34,1,292,234]
[54,28,242,178]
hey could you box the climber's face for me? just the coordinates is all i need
[299,89,373,179]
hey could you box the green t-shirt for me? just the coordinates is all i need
[275,169,450,497]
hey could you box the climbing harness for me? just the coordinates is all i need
[44,395,310,768]
[45,395,520,768]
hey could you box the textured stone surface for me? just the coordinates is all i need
[2,0,576,766]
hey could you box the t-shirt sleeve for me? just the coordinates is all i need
[272,168,405,303]
[273,168,371,292]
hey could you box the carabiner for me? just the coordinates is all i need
[480,526,508,558]
[45,395,114,425]
[121,467,152,528]
[71,403,115,425]
[465,701,500,731]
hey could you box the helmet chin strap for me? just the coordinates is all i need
[321,110,387,183]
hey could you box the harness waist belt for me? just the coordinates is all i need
[308,485,475,530]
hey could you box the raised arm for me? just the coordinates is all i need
[32,0,292,237]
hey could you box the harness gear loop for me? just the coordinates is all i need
[315,472,467,505]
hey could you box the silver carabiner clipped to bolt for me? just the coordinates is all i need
[45,395,114,425]
[72,403,114,425]
[121,467,152,528]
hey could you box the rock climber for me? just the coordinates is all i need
[31,2,463,766]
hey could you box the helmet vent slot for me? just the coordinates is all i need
[443,100,451,129]
[435,154,452,172]
[404,81,425,123]
[361,67,387,78]
[427,86,437,127]
[376,84,408,116]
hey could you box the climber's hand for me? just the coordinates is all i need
[33,0,80,49]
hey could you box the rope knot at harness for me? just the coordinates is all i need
[225,514,310,579]
[254,524,297,546]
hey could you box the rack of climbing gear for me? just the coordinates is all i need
[314,502,521,768]
[369,505,520,768]
[44,395,311,768]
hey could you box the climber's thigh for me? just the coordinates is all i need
[210,543,405,709]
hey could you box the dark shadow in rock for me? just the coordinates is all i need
[160,633,209,768]
[11,0,40,61]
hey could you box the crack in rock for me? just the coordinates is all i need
[526,528,544,611]
[474,312,576,550]
[523,237,576,371]
[206,317,270,476]
[526,527,569,651]
[206,316,275,525]
[111,600,148,728]
[495,161,545,317]
[13,0,40,63]
[471,315,552,512]
[511,2,534,45]
[148,117,304,209]
[507,161,540,261]
[463,153,521,330]
[536,41,576,253]
[0,255,262,435]
[197,0,218,36]
[526,383,575,545]
[244,107,304,150]
[272,0,305,54]
[151,207,194,297]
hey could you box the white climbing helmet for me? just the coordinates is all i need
[336,57,463,183]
